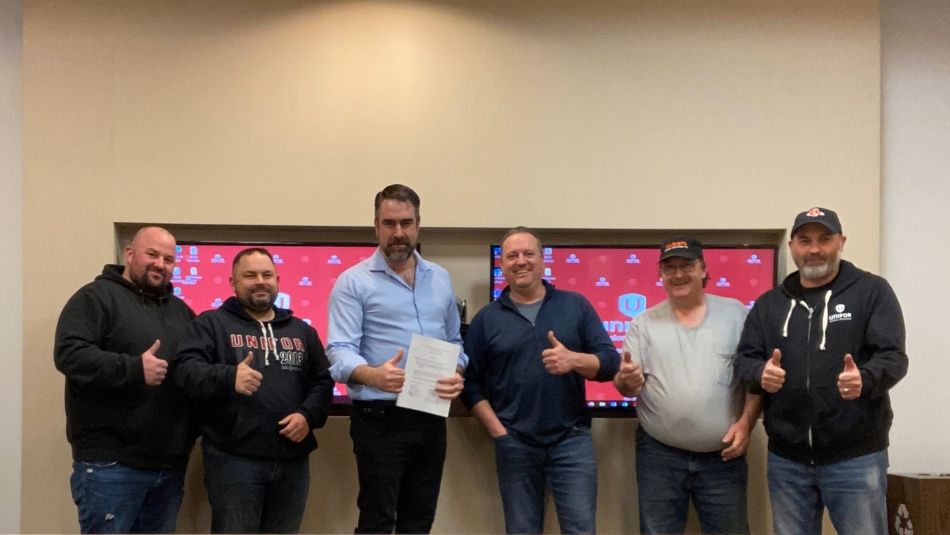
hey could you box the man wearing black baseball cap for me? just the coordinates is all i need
[615,236,760,534]
[734,207,908,535]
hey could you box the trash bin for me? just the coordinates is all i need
[887,473,950,535]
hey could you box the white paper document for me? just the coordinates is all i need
[396,334,461,417]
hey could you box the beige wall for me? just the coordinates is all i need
[22,1,880,533]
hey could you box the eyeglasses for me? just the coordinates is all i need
[659,261,700,276]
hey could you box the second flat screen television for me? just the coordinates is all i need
[490,244,777,415]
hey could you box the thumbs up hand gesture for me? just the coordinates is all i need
[613,351,645,396]
[372,350,406,393]
[837,354,861,400]
[235,351,263,396]
[761,348,786,394]
[542,331,576,375]
[141,339,168,386]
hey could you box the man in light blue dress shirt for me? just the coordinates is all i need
[327,184,467,534]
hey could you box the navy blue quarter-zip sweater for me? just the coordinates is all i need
[462,281,619,446]
[174,297,333,460]
[734,260,908,465]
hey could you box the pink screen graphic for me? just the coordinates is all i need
[172,243,378,401]
[490,246,775,410]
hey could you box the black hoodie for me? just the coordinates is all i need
[734,260,908,465]
[54,264,196,470]
[174,296,333,459]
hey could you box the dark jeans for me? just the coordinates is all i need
[69,461,185,534]
[350,401,447,534]
[201,441,310,534]
[494,426,598,535]
[635,426,749,535]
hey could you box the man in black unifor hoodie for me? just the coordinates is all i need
[175,247,334,534]
[54,226,196,534]
[734,207,908,535]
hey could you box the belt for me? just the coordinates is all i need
[352,399,397,408]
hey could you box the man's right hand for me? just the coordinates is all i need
[235,351,263,396]
[613,351,644,396]
[370,350,406,393]
[761,348,786,393]
[142,339,168,386]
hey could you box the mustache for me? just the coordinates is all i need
[250,284,273,293]
[387,237,411,246]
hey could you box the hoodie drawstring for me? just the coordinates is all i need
[781,292,833,351]
[819,289,831,351]
[781,299,796,338]
[258,321,276,366]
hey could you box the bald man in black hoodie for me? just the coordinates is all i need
[175,247,334,534]
[55,226,196,534]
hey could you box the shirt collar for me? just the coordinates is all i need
[368,247,430,274]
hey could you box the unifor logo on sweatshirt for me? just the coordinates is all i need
[828,303,852,323]
[228,334,307,371]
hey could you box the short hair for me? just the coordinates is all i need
[232,247,275,273]
[374,184,421,220]
[500,226,543,251]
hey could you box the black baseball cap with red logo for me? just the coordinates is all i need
[660,236,704,262]
[791,207,842,237]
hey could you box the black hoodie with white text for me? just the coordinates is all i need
[174,296,333,460]
[733,260,908,465]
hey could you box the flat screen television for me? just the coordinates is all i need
[489,244,777,416]
[172,242,378,406]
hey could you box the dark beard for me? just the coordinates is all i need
[134,268,167,296]
[240,287,276,313]
[382,239,413,263]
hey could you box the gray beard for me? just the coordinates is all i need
[799,255,841,282]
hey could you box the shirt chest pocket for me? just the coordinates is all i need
[714,352,736,386]
[713,341,737,387]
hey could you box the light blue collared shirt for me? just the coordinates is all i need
[326,248,467,401]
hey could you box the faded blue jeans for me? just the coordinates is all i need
[635,426,749,535]
[767,450,888,535]
[69,461,185,534]
[494,426,597,535]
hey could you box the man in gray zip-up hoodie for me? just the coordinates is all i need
[734,207,908,535]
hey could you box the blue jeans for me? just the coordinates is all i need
[635,426,748,535]
[202,442,310,534]
[767,450,888,535]
[69,461,184,534]
[494,426,597,535]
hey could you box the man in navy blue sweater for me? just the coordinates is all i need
[461,227,619,535]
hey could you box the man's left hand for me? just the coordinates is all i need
[837,354,862,400]
[542,331,576,375]
[435,372,464,400]
[721,420,751,461]
[278,412,310,443]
